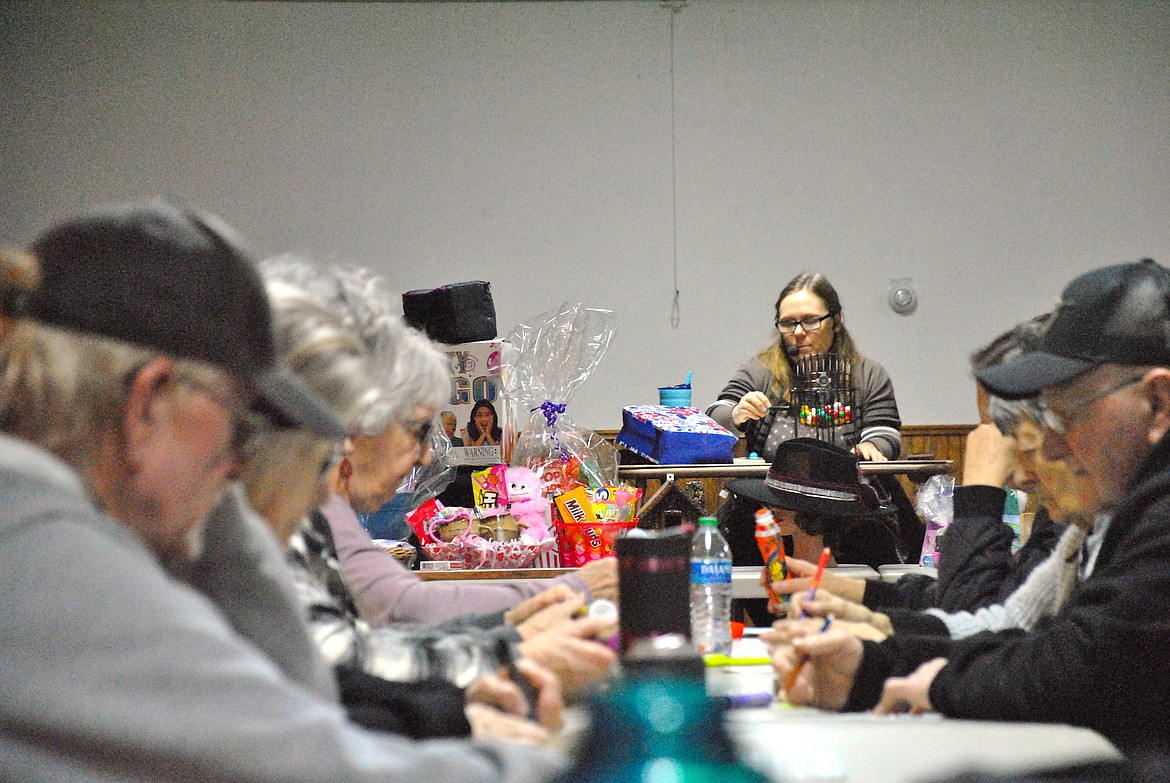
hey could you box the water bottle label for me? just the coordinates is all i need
[690,560,732,584]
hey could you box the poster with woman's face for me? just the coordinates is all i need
[441,340,512,465]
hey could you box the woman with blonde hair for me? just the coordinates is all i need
[707,271,901,463]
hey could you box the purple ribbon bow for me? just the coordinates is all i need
[531,401,570,460]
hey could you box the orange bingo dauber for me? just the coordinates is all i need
[753,509,788,605]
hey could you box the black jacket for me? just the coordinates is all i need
[847,434,1170,754]
[867,486,1061,635]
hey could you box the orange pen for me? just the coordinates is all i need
[798,546,832,619]
[781,614,833,696]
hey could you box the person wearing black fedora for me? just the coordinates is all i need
[772,259,1170,757]
[728,437,885,522]
[721,437,904,622]
[0,202,558,782]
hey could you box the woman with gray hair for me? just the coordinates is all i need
[187,275,565,743]
[260,257,618,702]
[258,258,616,620]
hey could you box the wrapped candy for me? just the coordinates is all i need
[471,464,509,516]
[916,474,955,568]
[553,486,640,567]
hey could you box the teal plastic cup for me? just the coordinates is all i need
[659,386,692,406]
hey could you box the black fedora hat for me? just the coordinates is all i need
[727,437,879,517]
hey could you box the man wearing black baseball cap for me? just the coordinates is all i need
[12,201,344,564]
[771,259,1170,757]
[27,200,346,439]
[979,258,1170,518]
[0,203,557,782]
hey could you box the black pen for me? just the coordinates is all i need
[495,637,539,716]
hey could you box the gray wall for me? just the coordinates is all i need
[4,1,1168,430]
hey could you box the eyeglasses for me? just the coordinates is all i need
[1040,374,1145,436]
[399,417,434,456]
[776,312,836,335]
[175,370,265,458]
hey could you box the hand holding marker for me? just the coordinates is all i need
[781,614,833,697]
[781,547,833,697]
[798,547,832,619]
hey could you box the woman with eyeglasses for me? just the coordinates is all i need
[707,271,902,463]
[707,274,908,615]
[252,259,618,703]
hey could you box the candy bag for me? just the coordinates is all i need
[916,474,955,568]
[553,486,639,567]
[471,464,509,515]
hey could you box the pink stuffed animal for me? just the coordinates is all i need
[504,465,552,544]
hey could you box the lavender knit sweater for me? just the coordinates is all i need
[322,493,590,625]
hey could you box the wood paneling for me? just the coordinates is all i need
[896,424,974,498]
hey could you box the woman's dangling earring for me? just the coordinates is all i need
[338,456,353,494]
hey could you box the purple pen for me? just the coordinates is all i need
[724,692,774,709]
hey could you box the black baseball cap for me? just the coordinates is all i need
[977,259,1170,400]
[27,201,345,438]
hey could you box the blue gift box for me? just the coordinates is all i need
[616,405,737,465]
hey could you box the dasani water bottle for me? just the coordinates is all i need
[690,516,733,655]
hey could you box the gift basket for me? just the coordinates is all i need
[501,302,638,566]
[405,463,558,569]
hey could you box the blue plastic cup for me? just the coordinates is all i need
[658,386,692,407]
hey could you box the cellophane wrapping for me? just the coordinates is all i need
[402,423,457,506]
[500,303,621,549]
[916,474,955,568]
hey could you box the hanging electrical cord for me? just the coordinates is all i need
[664,0,685,328]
